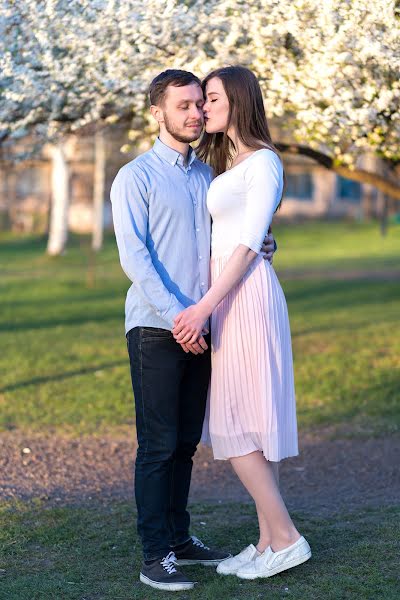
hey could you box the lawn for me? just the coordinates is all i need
[0,222,399,436]
[0,221,399,599]
[272,219,400,271]
[1,500,399,600]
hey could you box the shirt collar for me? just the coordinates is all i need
[153,137,197,168]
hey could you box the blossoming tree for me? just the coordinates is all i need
[184,0,400,197]
[1,0,399,252]
[126,0,400,205]
[0,0,203,253]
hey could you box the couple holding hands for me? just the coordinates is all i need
[111,65,311,592]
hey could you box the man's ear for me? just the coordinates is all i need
[150,104,164,124]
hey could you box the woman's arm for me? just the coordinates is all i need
[173,245,257,344]
[173,149,283,345]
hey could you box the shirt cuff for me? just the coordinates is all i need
[162,299,187,330]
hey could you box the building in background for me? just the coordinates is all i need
[281,153,368,220]
[0,123,387,234]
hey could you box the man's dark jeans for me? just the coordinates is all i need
[126,326,211,561]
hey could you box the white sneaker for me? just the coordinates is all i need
[236,536,311,579]
[216,544,260,575]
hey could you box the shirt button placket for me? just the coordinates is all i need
[189,175,203,294]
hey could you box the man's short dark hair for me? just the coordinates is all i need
[149,69,201,106]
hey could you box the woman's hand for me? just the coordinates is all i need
[261,227,276,264]
[172,304,210,345]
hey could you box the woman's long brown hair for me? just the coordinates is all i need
[197,66,283,206]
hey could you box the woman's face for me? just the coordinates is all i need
[203,77,230,134]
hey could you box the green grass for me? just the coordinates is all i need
[1,223,399,599]
[0,222,399,436]
[0,500,398,599]
[273,220,400,271]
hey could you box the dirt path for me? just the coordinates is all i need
[1,430,398,515]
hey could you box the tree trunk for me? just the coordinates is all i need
[379,160,395,236]
[92,128,106,251]
[362,187,376,221]
[379,195,389,236]
[4,171,16,231]
[360,153,377,221]
[47,142,70,255]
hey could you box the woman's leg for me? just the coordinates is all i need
[230,451,300,552]
[254,501,272,552]
[252,463,279,551]
[270,461,280,487]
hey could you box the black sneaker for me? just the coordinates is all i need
[173,536,232,566]
[139,551,195,591]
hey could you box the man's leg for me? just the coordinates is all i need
[127,327,186,561]
[167,336,211,548]
[167,336,231,566]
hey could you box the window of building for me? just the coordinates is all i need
[284,172,313,201]
[15,167,41,199]
[337,176,362,202]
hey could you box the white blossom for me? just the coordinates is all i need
[0,0,399,167]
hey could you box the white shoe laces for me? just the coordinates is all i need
[161,551,178,574]
[191,535,210,550]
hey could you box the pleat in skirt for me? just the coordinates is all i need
[202,254,299,462]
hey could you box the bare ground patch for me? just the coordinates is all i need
[0,429,398,515]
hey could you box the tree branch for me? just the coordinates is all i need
[276,143,400,201]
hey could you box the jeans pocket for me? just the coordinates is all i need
[140,327,172,342]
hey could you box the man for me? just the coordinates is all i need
[110,69,276,592]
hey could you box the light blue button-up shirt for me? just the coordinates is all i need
[110,137,212,334]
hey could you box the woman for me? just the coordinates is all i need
[172,66,311,579]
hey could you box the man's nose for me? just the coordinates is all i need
[190,105,203,120]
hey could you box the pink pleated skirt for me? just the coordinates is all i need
[202,254,299,462]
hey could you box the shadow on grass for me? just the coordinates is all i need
[0,360,127,393]
[1,288,126,309]
[284,278,400,308]
[0,232,117,255]
[1,276,126,332]
[291,314,400,338]
[0,234,48,255]
[0,310,124,333]
[2,279,398,335]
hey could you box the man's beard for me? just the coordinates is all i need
[164,112,202,143]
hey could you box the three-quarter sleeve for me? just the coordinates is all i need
[239,150,283,254]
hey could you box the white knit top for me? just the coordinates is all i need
[207,149,283,258]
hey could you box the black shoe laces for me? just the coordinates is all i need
[161,551,178,574]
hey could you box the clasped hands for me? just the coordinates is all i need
[172,231,276,355]
[172,303,210,355]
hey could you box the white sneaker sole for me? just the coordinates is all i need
[237,549,312,580]
[217,567,241,575]
[139,573,195,591]
[175,558,225,566]
[217,561,246,575]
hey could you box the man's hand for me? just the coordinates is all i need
[178,335,208,355]
[261,227,276,265]
[173,304,210,345]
